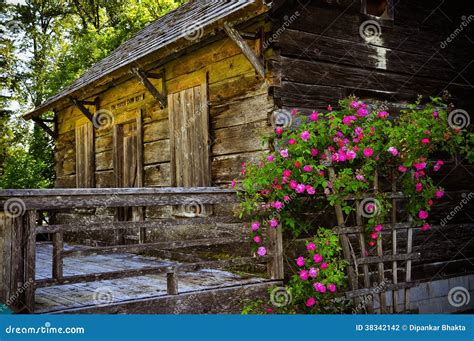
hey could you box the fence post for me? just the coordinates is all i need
[267,225,284,280]
[0,210,36,313]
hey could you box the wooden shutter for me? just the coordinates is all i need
[168,83,210,188]
[75,122,95,188]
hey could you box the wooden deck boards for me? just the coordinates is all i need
[35,242,265,313]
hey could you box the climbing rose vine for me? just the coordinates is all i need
[238,96,472,313]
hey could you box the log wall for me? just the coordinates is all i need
[271,0,474,272]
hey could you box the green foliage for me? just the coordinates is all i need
[238,96,472,313]
[0,0,186,189]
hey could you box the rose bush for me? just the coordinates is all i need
[238,96,473,313]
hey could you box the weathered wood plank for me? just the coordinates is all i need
[36,216,242,234]
[62,237,244,257]
[356,252,420,265]
[50,280,281,314]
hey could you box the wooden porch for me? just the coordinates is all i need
[0,187,283,314]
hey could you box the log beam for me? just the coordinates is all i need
[70,97,94,123]
[32,117,58,140]
[131,68,167,108]
[223,22,265,79]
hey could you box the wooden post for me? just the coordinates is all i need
[0,210,36,313]
[167,270,178,295]
[136,110,146,244]
[52,232,64,280]
[391,170,399,313]
[23,210,37,313]
[0,212,14,307]
[267,225,284,280]
[328,167,358,292]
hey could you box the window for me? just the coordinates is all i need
[362,0,394,20]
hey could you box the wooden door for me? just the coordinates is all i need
[168,83,210,216]
[113,112,145,242]
[75,122,95,188]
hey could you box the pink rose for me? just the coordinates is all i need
[374,224,383,232]
[303,165,313,172]
[289,180,298,190]
[433,111,439,118]
[288,138,296,145]
[296,256,305,267]
[309,267,318,278]
[415,183,423,192]
[356,174,364,181]
[388,147,398,156]
[435,190,444,199]
[301,131,311,141]
[309,112,319,121]
[296,184,306,193]
[378,111,389,118]
[306,297,316,307]
[306,186,316,195]
[311,148,319,157]
[320,262,328,270]
[253,236,261,243]
[422,223,430,231]
[327,284,337,293]
[280,149,289,158]
[363,148,374,157]
[275,127,283,135]
[357,108,368,117]
[306,243,316,252]
[283,169,291,177]
[371,232,378,239]
[257,247,266,256]
[421,138,430,144]
[313,254,323,263]
[251,222,260,231]
[299,270,309,281]
[267,155,274,162]
[314,282,326,293]
[419,210,429,219]
[269,219,279,228]
[351,101,359,109]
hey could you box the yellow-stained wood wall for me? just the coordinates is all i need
[54,22,274,192]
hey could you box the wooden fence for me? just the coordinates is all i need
[0,187,284,313]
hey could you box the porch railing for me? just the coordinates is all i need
[0,187,284,313]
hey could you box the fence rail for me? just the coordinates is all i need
[0,187,284,313]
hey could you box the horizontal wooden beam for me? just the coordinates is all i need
[32,117,58,139]
[36,216,242,234]
[356,252,421,265]
[36,265,176,288]
[131,68,167,108]
[223,22,265,78]
[62,237,244,257]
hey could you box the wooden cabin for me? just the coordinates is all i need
[1,0,472,313]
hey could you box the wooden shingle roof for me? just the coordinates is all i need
[25,0,259,119]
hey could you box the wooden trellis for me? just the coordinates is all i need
[329,167,420,314]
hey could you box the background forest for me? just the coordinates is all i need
[0,0,186,188]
